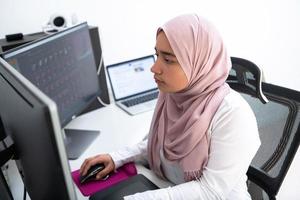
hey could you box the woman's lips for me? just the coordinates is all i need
[154,77,163,84]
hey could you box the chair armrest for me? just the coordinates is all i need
[247,166,278,197]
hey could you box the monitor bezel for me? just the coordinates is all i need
[0,57,76,199]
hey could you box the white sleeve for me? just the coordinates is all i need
[124,93,261,199]
[109,139,148,169]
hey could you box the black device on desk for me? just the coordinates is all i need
[80,163,105,184]
[1,22,101,159]
[0,57,76,199]
[90,174,159,200]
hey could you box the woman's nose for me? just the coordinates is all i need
[151,60,161,74]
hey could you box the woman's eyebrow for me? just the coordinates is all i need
[154,47,176,57]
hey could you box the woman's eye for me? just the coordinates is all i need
[164,58,173,64]
[155,52,175,64]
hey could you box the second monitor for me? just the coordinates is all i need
[1,22,101,160]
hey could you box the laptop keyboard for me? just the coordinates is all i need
[122,91,159,107]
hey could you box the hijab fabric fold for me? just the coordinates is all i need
[147,14,231,181]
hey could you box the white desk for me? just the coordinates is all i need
[66,104,300,199]
[67,104,154,169]
[67,104,155,199]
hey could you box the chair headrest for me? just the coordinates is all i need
[227,57,268,104]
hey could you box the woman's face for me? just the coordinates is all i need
[151,31,188,93]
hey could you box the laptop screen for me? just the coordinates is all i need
[107,55,156,100]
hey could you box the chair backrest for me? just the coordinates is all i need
[227,57,300,200]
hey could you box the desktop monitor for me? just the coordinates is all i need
[0,58,77,199]
[1,22,101,159]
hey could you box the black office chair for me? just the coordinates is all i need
[227,57,300,200]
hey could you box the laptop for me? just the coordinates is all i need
[106,55,159,115]
[89,174,159,200]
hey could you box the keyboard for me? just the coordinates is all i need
[122,91,159,107]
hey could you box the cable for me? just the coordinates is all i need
[96,54,109,107]
[23,185,26,200]
[96,54,103,75]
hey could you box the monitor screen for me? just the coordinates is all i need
[2,22,101,127]
[0,58,76,199]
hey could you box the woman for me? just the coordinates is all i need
[80,14,260,199]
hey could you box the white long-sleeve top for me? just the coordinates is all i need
[110,89,261,200]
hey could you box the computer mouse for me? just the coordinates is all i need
[80,163,105,184]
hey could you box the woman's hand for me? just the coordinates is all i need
[80,154,115,180]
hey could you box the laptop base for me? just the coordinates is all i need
[117,99,157,116]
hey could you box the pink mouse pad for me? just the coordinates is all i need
[71,162,137,196]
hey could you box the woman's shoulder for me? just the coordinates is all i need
[210,88,258,134]
[209,88,261,156]
[220,88,255,116]
[207,89,261,186]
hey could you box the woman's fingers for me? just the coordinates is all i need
[95,162,114,179]
[80,155,104,175]
[79,154,114,176]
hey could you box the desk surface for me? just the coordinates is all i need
[68,104,153,170]
[67,104,300,200]
[67,104,154,199]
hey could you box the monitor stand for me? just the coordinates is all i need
[0,127,14,200]
[63,129,100,160]
[0,169,13,200]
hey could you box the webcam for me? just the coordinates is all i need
[48,13,67,31]
[43,13,79,34]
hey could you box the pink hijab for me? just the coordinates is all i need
[147,14,231,181]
